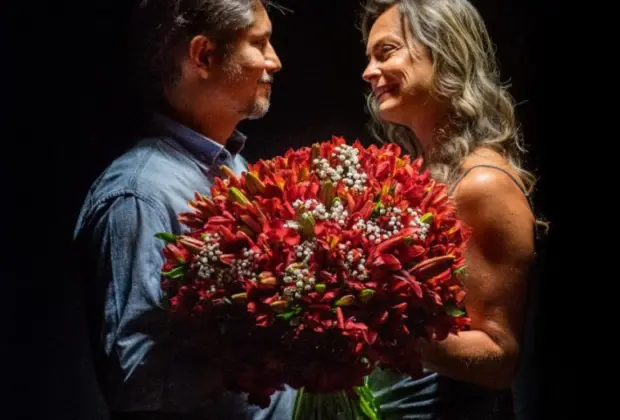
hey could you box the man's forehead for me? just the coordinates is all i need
[249,3,272,36]
[250,24,272,37]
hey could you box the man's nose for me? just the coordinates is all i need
[265,42,282,73]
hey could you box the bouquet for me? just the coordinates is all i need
[156,137,471,419]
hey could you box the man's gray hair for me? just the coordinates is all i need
[130,0,272,104]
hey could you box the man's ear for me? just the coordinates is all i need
[187,34,217,78]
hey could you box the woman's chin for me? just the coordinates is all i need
[377,101,403,124]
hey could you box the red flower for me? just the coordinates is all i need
[156,136,471,406]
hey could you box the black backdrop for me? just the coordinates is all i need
[4,0,578,419]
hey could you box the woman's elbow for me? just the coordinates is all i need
[487,348,519,389]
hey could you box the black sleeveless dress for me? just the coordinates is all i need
[367,164,548,420]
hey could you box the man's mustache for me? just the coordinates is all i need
[260,73,273,84]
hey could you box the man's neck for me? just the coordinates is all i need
[194,114,239,146]
[163,87,240,146]
[167,109,238,146]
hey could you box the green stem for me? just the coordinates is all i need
[293,387,305,420]
[336,391,352,419]
[293,386,381,420]
[354,383,381,420]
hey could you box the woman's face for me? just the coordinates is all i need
[363,5,443,135]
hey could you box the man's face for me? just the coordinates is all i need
[212,2,282,120]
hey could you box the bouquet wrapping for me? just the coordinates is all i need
[157,137,471,418]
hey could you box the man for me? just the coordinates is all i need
[73,1,293,418]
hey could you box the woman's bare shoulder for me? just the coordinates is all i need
[451,148,535,256]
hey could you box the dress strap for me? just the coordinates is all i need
[448,164,548,243]
[448,164,529,198]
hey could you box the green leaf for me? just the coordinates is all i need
[372,200,383,216]
[445,302,466,317]
[155,232,178,243]
[162,265,186,279]
[277,306,301,321]
[277,311,296,321]
[453,266,467,276]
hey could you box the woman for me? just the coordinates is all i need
[359,0,547,419]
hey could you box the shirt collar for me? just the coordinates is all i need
[152,113,246,165]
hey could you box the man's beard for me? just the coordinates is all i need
[222,58,273,120]
[244,95,270,120]
[243,73,272,120]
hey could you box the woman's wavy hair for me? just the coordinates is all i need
[360,0,537,196]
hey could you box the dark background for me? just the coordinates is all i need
[5,0,578,418]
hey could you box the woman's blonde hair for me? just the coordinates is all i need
[360,0,537,194]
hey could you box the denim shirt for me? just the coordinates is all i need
[73,114,297,417]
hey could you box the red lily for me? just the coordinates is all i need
[156,136,472,404]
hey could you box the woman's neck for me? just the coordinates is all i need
[410,111,453,162]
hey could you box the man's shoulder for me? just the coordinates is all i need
[87,136,197,198]
[76,136,211,229]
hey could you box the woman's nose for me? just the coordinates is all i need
[362,62,380,83]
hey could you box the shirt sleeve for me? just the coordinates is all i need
[85,193,223,413]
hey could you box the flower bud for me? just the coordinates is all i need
[258,271,275,280]
[315,284,326,293]
[228,187,250,205]
[311,143,321,162]
[219,165,239,184]
[219,254,236,265]
[178,235,204,253]
[420,212,434,225]
[245,172,266,195]
[335,295,355,307]
[319,180,335,206]
[359,289,375,304]
[240,214,262,233]
[231,292,248,302]
[270,300,289,312]
[259,276,277,287]
[299,212,315,238]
